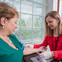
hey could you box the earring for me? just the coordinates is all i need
[2,25,4,29]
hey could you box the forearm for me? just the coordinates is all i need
[23,47,42,55]
[23,48,36,55]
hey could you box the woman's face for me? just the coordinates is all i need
[5,15,18,34]
[46,16,59,30]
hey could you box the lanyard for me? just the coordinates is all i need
[52,35,54,50]
[55,37,59,50]
[51,30,59,51]
[52,35,59,51]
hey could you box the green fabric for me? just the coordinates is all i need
[0,34,23,62]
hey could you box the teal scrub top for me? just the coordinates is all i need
[0,34,24,62]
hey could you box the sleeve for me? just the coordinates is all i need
[54,51,62,60]
[34,35,49,48]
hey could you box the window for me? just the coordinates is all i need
[1,0,50,45]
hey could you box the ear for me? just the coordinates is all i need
[0,17,7,26]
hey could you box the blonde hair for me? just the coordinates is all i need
[45,11,62,36]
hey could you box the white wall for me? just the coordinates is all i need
[53,0,58,11]
[47,0,53,11]
[47,0,58,13]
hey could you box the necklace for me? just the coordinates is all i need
[54,27,58,37]
[8,40,12,44]
[4,37,18,50]
[0,35,12,43]
[3,37,13,44]
[54,34,58,37]
[0,35,18,50]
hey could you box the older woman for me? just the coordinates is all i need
[0,2,42,62]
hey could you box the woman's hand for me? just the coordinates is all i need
[39,51,54,59]
[23,46,45,55]
[25,44,47,52]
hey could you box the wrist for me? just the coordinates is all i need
[51,51,54,57]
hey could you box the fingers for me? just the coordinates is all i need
[39,51,53,59]
[41,46,47,51]
[38,46,47,52]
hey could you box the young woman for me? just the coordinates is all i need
[33,11,62,62]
